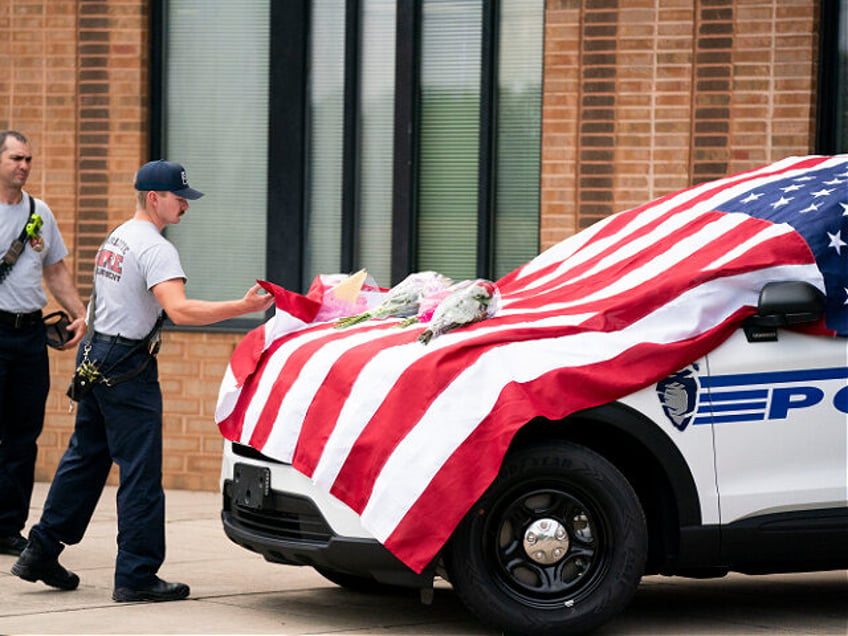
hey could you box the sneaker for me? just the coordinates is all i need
[11,541,79,591]
[0,534,27,556]
[113,577,190,602]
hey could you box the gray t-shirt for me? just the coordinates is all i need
[91,219,186,340]
[0,192,68,313]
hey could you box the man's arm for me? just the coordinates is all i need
[152,278,273,326]
[42,259,87,349]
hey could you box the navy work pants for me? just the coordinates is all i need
[0,322,49,536]
[29,339,165,589]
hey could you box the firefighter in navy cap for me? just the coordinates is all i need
[12,160,272,602]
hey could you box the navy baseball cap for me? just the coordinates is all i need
[134,160,204,200]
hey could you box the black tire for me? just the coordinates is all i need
[313,566,409,595]
[446,440,647,636]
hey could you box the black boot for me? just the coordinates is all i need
[113,577,190,602]
[11,540,79,591]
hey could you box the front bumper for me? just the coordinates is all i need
[220,444,435,588]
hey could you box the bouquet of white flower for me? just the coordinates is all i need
[418,279,500,344]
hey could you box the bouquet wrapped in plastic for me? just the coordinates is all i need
[335,271,453,328]
[309,270,384,322]
[418,279,500,344]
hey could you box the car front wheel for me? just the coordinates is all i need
[446,440,648,636]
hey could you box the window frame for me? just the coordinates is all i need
[149,0,541,331]
[390,0,420,281]
[816,0,842,153]
[149,0,308,333]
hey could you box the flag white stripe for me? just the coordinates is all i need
[568,211,759,307]
[511,159,829,300]
[260,328,397,463]
[503,211,762,318]
[705,222,798,271]
[311,342,439,490]
[214,365,240,422]
[513,163,770,287]
[238,326,336,447]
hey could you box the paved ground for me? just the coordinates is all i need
[0,482,845,635]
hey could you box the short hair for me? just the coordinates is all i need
[0,130,29,154]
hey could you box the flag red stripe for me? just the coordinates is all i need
[503,210,761,311]
[219,322,330,443]
[291,329,420,474]
[246,321,411,452]
[502,155,830,299]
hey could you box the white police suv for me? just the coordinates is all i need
[221,278,847,635]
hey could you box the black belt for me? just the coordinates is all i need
[0,309,42,329]
[92,332,145,347]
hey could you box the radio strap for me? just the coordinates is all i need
[0,194,37,284]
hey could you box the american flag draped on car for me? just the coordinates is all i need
[215,155,846,573]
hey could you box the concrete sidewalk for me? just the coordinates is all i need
[0,482,490,635]
[1,482,845,635]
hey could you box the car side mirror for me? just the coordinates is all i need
[743,281,826,342]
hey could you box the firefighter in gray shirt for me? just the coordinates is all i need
[13,160,273,603]
[0,130,86,558]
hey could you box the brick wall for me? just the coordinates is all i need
[1,0,825,492]
[541,0,821,250]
